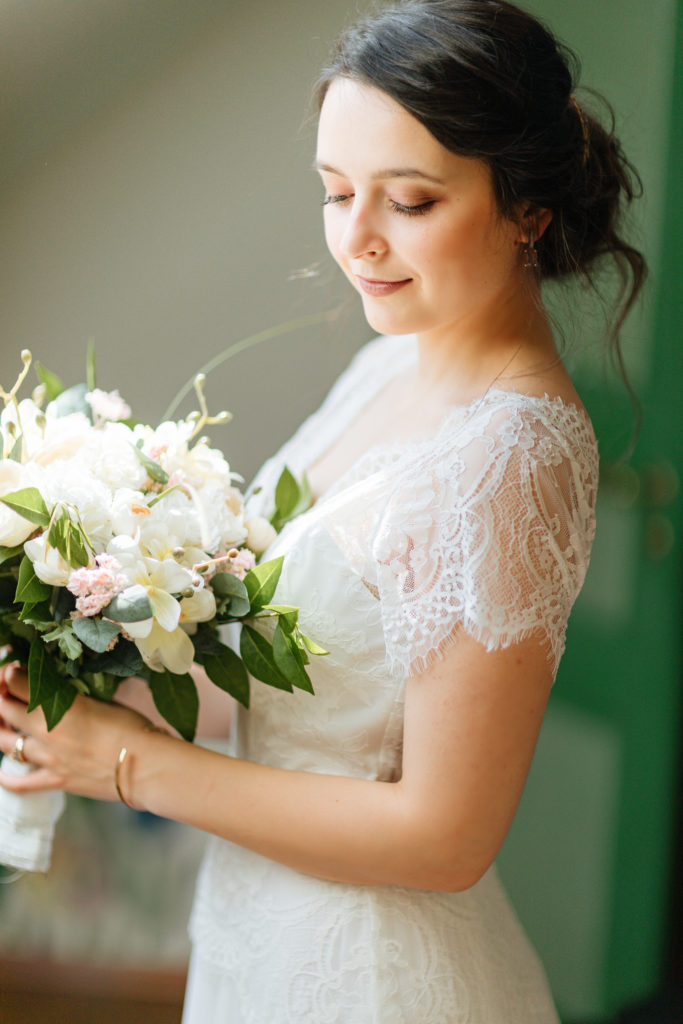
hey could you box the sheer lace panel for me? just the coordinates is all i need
[316,394,597,680]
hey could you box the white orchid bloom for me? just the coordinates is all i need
[107,536,200,673]
[133,619,196,675]
[24,534,72,586]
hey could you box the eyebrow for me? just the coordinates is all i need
[313,161,445,185]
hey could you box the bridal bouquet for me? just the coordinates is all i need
[0,350,323,743]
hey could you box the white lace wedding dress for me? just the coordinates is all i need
[183,333,598,1024]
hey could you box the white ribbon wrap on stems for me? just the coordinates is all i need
[0,755,65,872]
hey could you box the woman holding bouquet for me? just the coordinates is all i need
[0,1,645,1020]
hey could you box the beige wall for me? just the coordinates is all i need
[0,0,368,481]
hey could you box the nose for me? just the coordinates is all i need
[338,199,387,261]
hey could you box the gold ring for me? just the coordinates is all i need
[10,734,28,764]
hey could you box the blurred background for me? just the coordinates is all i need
[0,1,681,1022]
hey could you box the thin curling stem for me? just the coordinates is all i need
[161,308,341,422]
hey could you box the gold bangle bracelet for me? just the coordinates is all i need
[114,725,171,810]
[114,746,134,808]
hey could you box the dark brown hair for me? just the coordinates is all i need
[316,0,646,399]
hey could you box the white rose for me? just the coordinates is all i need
[0,460,38,547]
[245,516,278,555]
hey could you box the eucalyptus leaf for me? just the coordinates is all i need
[51,382,90,419]
[15,556,51,604]
[85,639,143,677]
[0,487,50,526]
[35,361,65,401]
[148,670,198,741]
[131,442,169,485]
[273,623,313,693]
[27,637,77,730]
[243,556,284,613]
[103,584,153,623]
[211,572,251,617]
[203,647,250,708]
[240,625,292,692]
[72,616,122,653]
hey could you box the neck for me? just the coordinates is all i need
[415,283,556,398]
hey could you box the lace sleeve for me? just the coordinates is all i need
[371,400,598,679]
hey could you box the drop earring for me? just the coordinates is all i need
[522,227,538,270]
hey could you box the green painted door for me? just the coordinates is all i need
[497,3,682,1021]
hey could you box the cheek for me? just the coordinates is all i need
[323,215,345,265]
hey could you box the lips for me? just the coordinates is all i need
[356,276,411,297]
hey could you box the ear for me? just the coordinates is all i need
[519,206,552,242]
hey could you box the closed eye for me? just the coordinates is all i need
[389,199,435,216]
[322,194,351,206]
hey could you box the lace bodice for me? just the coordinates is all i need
[186,334,597,1023]
[247,333,597,680]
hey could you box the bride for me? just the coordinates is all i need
[0,1,645,1020]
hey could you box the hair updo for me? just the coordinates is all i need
[315,0,646,374]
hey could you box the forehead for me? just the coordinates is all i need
[316,78,488,189]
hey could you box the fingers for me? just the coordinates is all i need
[0,727,48,769]
[0,758,63,793]
[0,688,37,737]
[1,662,29,701]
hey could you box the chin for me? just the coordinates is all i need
[360,300,423,338]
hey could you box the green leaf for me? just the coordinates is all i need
[48,511,89,569]
[72,616,121,653]
[18,599,52,626]
[273,466,300,523]
[51,382,90,419]
[42,621,83,661]
[191,626,227,659]
[273,623,314,693]
[131,442,169,485]
[203,646,250,708]
[211,572,251,617]
[240,625,292,692]
[243,556,284,613]
[103,584,153,623]
[262,604,299,633]
[35,361,64,401]
[27,638,77,730]
[0,543,25,566]
[81,670,119,702]
[15,556,51,604]
[8,434,23,462]
[148,670,198,741]
[299,632,329,657]
[0,487,50,526]
[85,639,143,677]
[147,485,180,508]
[86,340,97,393]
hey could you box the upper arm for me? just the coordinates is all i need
[398,629,553,890]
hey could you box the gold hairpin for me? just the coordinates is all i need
[570,95,590,167]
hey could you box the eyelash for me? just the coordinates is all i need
[321,194,435,217]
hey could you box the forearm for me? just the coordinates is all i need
[127,731,457,890]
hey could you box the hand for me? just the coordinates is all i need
[0,661,152,801]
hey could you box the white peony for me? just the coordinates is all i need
[245,516,278,555]
[0,460,37,547]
